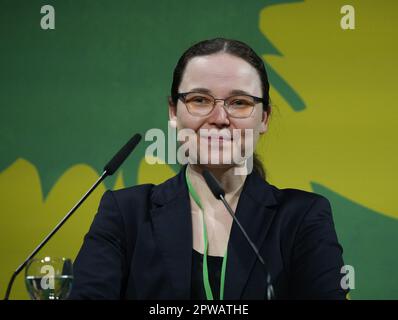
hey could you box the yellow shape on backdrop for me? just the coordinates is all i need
[138,156,176,185]
[0,156,175,299]
[0,158,106,299]
[259,0,398,218]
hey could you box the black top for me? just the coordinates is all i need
[191,249,223,300]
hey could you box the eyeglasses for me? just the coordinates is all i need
[177,91,264,118]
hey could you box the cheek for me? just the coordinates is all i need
[176,103,204,131]
[232,107,263,133]
[231,108,264,147]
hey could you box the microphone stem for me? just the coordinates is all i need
[4,170,108,300]
[219,194,274,300]
[219,195,265,265]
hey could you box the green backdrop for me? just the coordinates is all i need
[1,0,397,299]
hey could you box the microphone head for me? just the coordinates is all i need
[202,170,225,200]
[103,133,142,176]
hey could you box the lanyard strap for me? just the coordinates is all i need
[185,167,228,300]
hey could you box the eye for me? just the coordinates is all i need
[229,98,253,107]
[231,99,244,105]
[193,97,209,103]
[187,95,212,105]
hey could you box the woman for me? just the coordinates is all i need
[69,38,348,300]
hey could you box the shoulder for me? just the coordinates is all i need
[99,169,185,214]
[248,172,332,217]
[275,186,331,211]
[109,183,155,204]
[96,184,155,223]
[263,180,333,227]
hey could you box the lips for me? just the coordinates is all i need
[198,131,233,141]
[206,136,231,141]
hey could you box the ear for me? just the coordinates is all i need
[259,107,271,134]
[168,96,177,128]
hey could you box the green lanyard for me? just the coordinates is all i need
[185,167,228,300]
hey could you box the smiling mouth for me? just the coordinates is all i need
[199,135,233,142]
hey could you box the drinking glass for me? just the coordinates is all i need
[25,257,73,300]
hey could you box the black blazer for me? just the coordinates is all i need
[69,167,348,300]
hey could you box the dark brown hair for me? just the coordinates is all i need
[170,38,271,179]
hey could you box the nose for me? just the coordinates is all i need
[207,100,230,128]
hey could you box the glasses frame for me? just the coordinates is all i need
[177,91,265,118]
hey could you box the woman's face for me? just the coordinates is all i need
[169,53,270,169]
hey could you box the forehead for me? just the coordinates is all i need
[179,53,262,96]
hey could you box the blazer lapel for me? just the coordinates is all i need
[150,168,193,299]
[223,172,278,300]
[149,167,278,300]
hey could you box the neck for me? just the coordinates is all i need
[187,164,247,196]
[187,164,247,256]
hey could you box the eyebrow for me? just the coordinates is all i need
[189,87,253,96]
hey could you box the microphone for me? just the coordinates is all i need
[103,133,142,176]
[202,169,275,300]
[4,133,142,300]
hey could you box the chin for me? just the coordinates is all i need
[192,161,236,172]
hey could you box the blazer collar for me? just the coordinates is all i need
[149,166,279,299]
